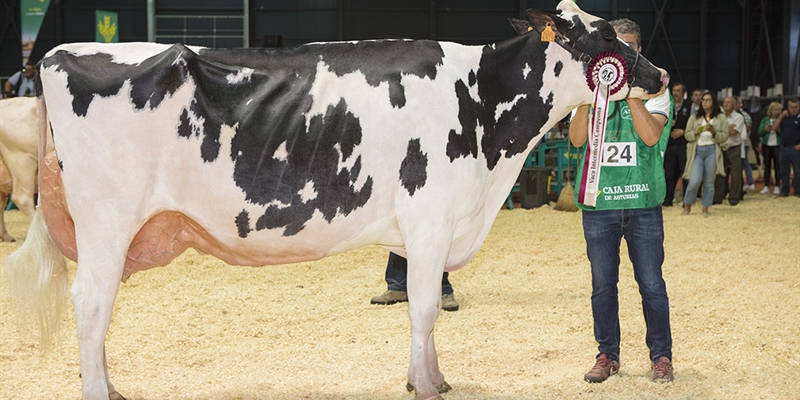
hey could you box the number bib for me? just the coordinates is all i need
[575,100,671,210]
[601,142,636,166]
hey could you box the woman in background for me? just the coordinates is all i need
[682,93,728,217]
[757,102,782,195]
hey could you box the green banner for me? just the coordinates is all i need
[96,10,119,43]
[21,0,51,65]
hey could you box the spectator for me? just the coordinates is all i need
[734,96,755,191]
[757,102,782,195]
[3,61,36,98]
[682,92,728,217]
[772,99,800,196]
[569,18,673,384]
[714,96,745,205]
[370,253,459,312]
[663,82,692,206]
[690,88,703,115]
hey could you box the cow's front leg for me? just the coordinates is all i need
[72,231,127,400]
[405,248,450,400]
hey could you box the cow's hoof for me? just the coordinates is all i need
[109,391,126,400]
[0,234,15,242]
[405,381,451,394]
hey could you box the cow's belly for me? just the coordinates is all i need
[41,151,398,282]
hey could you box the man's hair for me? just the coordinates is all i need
[609,18,641,47]
[788,99,800,105]
[672,82,686,93]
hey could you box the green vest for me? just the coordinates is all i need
[574,98,672,210]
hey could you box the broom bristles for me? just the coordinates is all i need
[554,184,578,212]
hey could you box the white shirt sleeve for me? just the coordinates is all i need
[644,90,670,125]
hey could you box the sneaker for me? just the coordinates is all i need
[370,290,408,305]
[702,211,709,218]
[774,187,781,195]
[442,293,459,312]
[746,184,755,191]
[760,187,769,194]
[584,354,620,383]
[652,356,674,383]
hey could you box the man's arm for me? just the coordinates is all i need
[629,98,668,146]
[569,105,590,148]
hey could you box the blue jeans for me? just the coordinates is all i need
[684,145,717,208]
[582,206,672,363]
[385,253,453,295]
[779,146,800,196]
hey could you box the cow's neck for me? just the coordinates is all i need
[469,33,567,171]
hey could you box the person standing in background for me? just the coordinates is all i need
[3,61,37,98]
[757,102,782,195]
[772,99,800,196]
[689,88,703,115]
[682,93,728,217]
[714,97,745,205]
[663,82,692,206]
[734,96,754,192]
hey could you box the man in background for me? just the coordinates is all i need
[663,82,692,206]
[3,61,37,98]
[714,96,745,205]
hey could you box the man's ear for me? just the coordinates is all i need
[507,17,533,36]
[526,9,562,39]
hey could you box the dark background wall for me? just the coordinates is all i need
[2,0,798,101]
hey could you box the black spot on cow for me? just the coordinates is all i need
[41,46,190,117]
[399,138,427,196]
[554,61,563,77]
[446,33,553,169]
[446,80,480,161]
[235,210,252,238]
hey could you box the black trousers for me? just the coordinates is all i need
[663,144,687,205]
[714,145,743,204]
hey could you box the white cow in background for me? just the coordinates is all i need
[0,97,53,241]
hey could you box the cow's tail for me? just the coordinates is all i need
[2,95,69,351]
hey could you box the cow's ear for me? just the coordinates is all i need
[508,17,533,36]
[525,9,563,40]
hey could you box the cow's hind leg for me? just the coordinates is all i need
[0,193,14,242]
[404,242,451,400]
[71,223,129,400]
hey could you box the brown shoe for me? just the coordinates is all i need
[584,354,620,383]
[370,290,408,305]
[441,293,459,312]
[652,356,674,382]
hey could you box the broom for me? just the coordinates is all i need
[554,140,578,211]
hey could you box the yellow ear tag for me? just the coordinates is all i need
[527,26,533,32]
[541,22,555,42]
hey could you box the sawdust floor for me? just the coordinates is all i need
[1,193,798,399]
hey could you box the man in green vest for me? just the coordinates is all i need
[569,18,674,384]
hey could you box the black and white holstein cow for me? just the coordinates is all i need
[5,2,668,399]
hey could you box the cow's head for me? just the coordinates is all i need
[513,1,668,103]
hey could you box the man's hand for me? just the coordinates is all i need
[728,124,738,136]
[670,129,685,139]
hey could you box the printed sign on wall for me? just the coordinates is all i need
[96,10,119,43]
[21,0,51,65]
